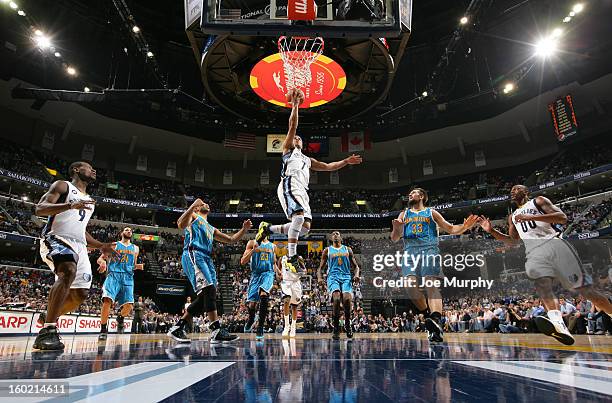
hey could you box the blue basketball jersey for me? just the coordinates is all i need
[108,242,137,275]
[184,215,215,255]
[402,207,439,248]
[250,241,275,274]
[327,245,351,277]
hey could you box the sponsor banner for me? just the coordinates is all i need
[0,311,32,334]
[266,134,285,154]
[31,313,78,334]
[0,168,50,187]
[0,231,38,245]
[75,316,132,333]
[156,284,186,295]
[0,311,133,335]
[308,240,323,254]
[1,163,611,215]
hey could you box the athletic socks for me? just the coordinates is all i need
[288,243,297,257]
[258,296,269,331]
[332,299,341,332]
[343,301,352,325]
[247,306,257,327]
[101,324,108,333]
[284,314,290,328]
[43,322,56,329]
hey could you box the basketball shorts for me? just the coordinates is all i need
[182,249,217,294]
[327,274,353,295]
[400,245,442,278]
[281,279,303,305]
[277,177,312,220]
[102,272,135,307]
[524,239,591,290]
[40,235,92,289]
[247,270,275,302]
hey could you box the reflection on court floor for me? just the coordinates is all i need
[0,333,610,402]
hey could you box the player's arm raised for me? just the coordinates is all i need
[177,198,205,230]
[390,211,405,242]
[282,89,303,154]
[514,196,567,224]
[348,247,360,283]
[35,180,95,216]
[134,245,144,270]
[317,247,328,285]
[85,232,117,256]
[432,210,478,235]
[479,215,520,244]
[214,219,253,244]
[240,240,257,265]
[310,154,362,172]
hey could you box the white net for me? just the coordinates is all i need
[278,36,325,92]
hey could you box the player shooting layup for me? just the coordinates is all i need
[256,88,363,273]
[479,185,612,345]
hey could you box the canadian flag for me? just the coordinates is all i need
[341,131,372,152]
[288,0,317,21]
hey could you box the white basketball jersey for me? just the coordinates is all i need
[281,147,311,189]
[42,181,94,244]
[511,199,559,240]
[281,255,301,282]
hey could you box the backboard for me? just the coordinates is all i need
[192,0,412,38]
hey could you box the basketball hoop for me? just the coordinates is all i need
[278,36,324,92]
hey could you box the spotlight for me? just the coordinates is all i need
[54,51,61,57]
[502,83,515,94]
[460,16,468,25]
[534,37,558,58]
[569,11,575,17]
[551,28,563,38]
[34,35,52,50]
[17,10,25,16]
[572,3,584,13]
[9,1,17,10]
[146,51,154,58]
[84,87,90,92]
[563,16,572,23]
[34,29,43,36]
[66,66,77,76]
[132,25,140,33]
[21,196,28,201]
[422,91,428,97]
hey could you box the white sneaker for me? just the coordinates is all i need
[289,323,296,338]
[282,325,290,338]
[534,316,575,345]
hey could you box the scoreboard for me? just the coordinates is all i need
[548,94,578,141]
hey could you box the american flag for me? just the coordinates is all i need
[223,132,256,150]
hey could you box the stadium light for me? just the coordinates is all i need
[66,66,77,76]
[34,29,43,36]
[551,28,563,38]
[333,203,341,208]
[9,1,17,10]
[356,200,367,205]
[21,196,28,201]
[422,91,428,97]
[54,51,61,57]
[563,16,572,23]
[1,0,10,4]
[572,4,584,14]
[33,35,52,50]
[460,16,468,25]
[229,200,240,205]
[569,11,575,17]
[84,87,90,92]
[146,51,154,58]
[132,25,140,33]
[255,203,263,208]
[17,9,25,16]
[534,36,558,58]
[503,82,515,94]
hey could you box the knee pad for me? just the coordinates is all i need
[288,215,305,239]
[202,285,217,313]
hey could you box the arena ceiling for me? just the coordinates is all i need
[1,0,612,141]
